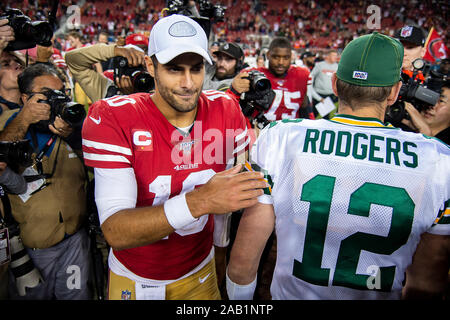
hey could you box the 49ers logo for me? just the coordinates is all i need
[132,130,153,151]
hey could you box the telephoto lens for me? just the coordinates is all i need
[8,222,43,296]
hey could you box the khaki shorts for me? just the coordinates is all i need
[107,258,221,300]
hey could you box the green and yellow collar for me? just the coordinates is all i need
[329,114,397,129]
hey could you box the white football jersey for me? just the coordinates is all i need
[249,115,450,300]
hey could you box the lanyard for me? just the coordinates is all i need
[23,129,61,183]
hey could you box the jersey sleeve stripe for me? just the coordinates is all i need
[82,139,132,156]
[433,200,450,225]
[235,126,248,142]
[244,161,273,195]
[83,152,131,164]
[233,136,250,155]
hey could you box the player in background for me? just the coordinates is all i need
[81,14,266,300]
[226,36,316,299]
[226,32,450,300]
[229,36,315,121]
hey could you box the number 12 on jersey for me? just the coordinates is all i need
[292,175,414,291]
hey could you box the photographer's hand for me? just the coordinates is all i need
[231,72,250,94]
[0,162,6,175]
[115,75,135,95]
[49,116,73,138]
[0,93,50,141]
[36,44,54,63]
[401,102,432,136]
[21,93,51,125]
[114,45,145,67]
[0,19,15,53]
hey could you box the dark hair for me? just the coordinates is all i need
[336,78,393,110]
[18,63,65,94]
[151,55,158,70]
[67,31,83,40]
[443,79,450,90]
[269,37,292,52]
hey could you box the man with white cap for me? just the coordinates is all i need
[81,14,264,300]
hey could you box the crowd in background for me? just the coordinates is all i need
[1,0,448,57]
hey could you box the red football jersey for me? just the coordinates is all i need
[249,66,310,120]
[82,91,250,280]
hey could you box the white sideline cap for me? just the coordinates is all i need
[148,14,212,65]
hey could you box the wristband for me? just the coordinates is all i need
[229,85,241,97]
[164,193,198,230]
[226,268,257,300]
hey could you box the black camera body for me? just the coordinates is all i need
[0,8,53,51]
[240,70,275,129]
[34,89,86,132]
[386,59,445,127]
[0,140,33,168]
[113,57,154,93]
[167,0,225,21]
[197,0,226,22]
[166,0,226,38]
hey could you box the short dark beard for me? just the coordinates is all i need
[154,71,202,113]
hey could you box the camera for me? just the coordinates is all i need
[113,57,154,93]
[166,0,226,38]
[33,89,86,132]
[0,140,33,168]
[197,0,226,22]
[7,220,43,296]
[239,70,275,129]
[0,8,53,51]
[385,58,445,127]
[247,70,271,92]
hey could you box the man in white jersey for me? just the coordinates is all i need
[226,32,450,300]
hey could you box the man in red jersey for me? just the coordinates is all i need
[229,36,314,122]
[81,14,266,300]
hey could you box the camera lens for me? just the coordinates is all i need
[132,72,155,93]
[29,21,53,46]
[253,77,271,91]
[61,102,86,127]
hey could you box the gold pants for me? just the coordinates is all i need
[108,258,221,300]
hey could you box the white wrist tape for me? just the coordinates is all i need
[164,193,198,230]
[226,269,257,300]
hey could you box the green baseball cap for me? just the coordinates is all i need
[336,32,404,87]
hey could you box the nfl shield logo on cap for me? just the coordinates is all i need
[400,26,413,38]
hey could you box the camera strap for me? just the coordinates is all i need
[23,129,61,183]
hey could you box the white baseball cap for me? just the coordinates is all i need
[148,14,212,65]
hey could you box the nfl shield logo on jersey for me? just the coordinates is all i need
[400,26,413,38]
[121,290,131,300]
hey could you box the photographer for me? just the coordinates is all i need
[0,63,90,300]
[203,42,246,91]
[0,159,27,299]
[402,79,450,144]
[65,42,149,103]
[394,26,426,73]
[385,26,445,132]
[0,18,24,127]
[230,37,314,123]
